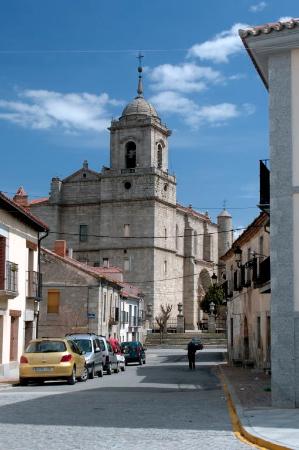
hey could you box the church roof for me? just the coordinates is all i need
[121,96,158,118]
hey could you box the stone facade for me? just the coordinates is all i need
[39,245,122,339]
[28,76,231,331]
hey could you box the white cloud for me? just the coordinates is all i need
[149,91,253,127]
[149,63,222,93]
[187,23,249,63]
[249,2,267,13]
[0,90,123,133]
[278,16,293,22]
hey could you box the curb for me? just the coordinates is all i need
[218,366,292,450]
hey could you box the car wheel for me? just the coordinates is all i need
[79,365,88,382]
[125,361,128,366]
[97,365,103,378]
[121,365,125,372]
[67,366,76,385]
[89,364,95,379]
[114,363,119,374]
[139,358,142,365]
[143,359,146,365]
[19,378,28,386]
[107,363,112,375]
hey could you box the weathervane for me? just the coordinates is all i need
[136,51,144,98]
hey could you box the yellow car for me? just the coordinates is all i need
[19,338,88,385]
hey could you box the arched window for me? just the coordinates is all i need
[157,144,162,169]
[125,141,136,169]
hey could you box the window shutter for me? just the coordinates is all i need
[47,291,60,313]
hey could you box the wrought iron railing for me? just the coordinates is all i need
[5,261,18,293]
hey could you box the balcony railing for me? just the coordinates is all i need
[2,261,18,295]
[26,270,40,299]
[256,257,271,286]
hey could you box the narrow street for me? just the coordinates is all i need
[0,349,250,450]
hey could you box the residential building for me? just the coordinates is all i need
[221,213,270,369]
[0,190,48,377]
[26,65,232,331]
[120,283,144,343]
[240,18,299,407]
[39,241,122,339]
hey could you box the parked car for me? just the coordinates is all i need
[121,341,146,365]
[107,337,125,372]
[19,338,88,385]
[66,333,104,379]
[97,336,118,374]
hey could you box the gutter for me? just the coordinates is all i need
[36,230,49,338]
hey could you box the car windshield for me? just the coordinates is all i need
[73,339,92,353]
[122,341,138,348]
[25,341,66,353]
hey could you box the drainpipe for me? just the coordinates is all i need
[36,230,49,338]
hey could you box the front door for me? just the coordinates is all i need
[10,316,19,361]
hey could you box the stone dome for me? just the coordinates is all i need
[218,208,232,218]
[121,97,158,118]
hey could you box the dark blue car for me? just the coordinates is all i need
[121,341,146,365]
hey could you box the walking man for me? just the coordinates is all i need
[187,339,197,370]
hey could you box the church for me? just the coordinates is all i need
[25,63,233,330]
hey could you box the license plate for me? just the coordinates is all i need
[33,367,53,372]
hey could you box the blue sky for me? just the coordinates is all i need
[0,0,297,231]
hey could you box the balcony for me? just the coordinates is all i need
[0,261,18,300]
[258,160,270,214]
[26,271,41,299]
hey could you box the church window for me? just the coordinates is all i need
[82,173,87,178]
[124,181,132,190]
[164,260,167,274]
[103,257,109,268]
[157,144,163,169]
[79,224,88,242]
[124,257,131,272]
[125,141,136,169]
[124,224,130,237]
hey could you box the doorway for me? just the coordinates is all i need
[10,316,19,361]
[243,316,249,360]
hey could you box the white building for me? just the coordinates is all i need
[0,190,48,377]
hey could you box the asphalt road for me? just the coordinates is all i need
[0,348,250,450]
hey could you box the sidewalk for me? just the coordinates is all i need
[0,377,18,389]
[220,365,299,450]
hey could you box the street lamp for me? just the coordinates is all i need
[234,245,242,267]
[209,301,215,315]
[211,272,217,286]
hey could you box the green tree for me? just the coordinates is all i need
[200,285,225,315]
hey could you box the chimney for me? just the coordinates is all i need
[54,240,67,258]
[13,186,29,207]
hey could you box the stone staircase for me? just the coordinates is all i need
[145,332,227,349]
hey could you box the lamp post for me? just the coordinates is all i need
[211,272,217,286]
[234,245,242,267]
[145,302,153,332]
[208,300,216,333]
